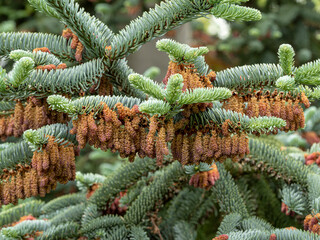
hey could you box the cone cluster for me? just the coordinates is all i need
[62,28,84,62]
[172,123,249,165]
[223,91,309,132]
[304,213,320,234]
[0,98,69,140]
[70,103,174,165]
[304,152,320,166]
[189,163,220,189]
[0,136,76,206]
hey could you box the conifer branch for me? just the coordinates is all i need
[248,138,315,185]
[128,73,165,100]
[212,163,249,217]
[278,44,295,75]
[41,193,87,215]
[45,0,114,58]
[216,213,242,235]
[0,200,44,228]
[214,64,283,90]
[0,33,80,61]
[38,222,80,240]
[2,220,50,238]
[88,157,157,210]
[295,59,320,85]
[210,4,262,21]
[106,0,228,60]
[124,161,185,225]
[28,0,59,19]
[281,184,307,215]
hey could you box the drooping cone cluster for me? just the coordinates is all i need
[0,136,76,206]
[70,103,173,165]
[304,152,320,166]
[223,91,309,132]
[0,98,69,140]
[62,28,84,62]
[163,61,216,117]
[172,121,249,165]
[304,213,320,234]
[189,163,220,189]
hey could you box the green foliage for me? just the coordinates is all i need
[128,73,165,100]
[156,39,209,64]
[124,161,185,225]
[165,74,184,104]
[281,184,308,215]
[89,157,157,210]
[38,222,80,240]
[214,64,283,89]
[8,57,34,88]
[278,44,295,75]
[76,172,106,192]
[276,76,295,91]
[216,213,242,235]
[0,200,44,228]
[2,220,50,238]
[0,32,78,61]
[295,60,320,85]
[212,163,249,217]
[45,0,113,58]
[41,193,86,215]
[211,4,261,21]
[178,87,231,105]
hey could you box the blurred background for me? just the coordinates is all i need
[2,0,320,238]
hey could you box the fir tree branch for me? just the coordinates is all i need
[248,138,315,185]
[38,222,80,240]
[45,0,114,58]
[88,157,157,210]
[216,213,242,235]
[107,59,146,99]
[281,184,307,215]
[50,204,86,225]
[41,193,87,215]
[128,73,165,100]
[28,0,59,19]
[214,64,283,90]
[2,220,50,238]
[0,32,81,61]
[295,59,320,85]
[212,163,249,217]
[12,59,104,97]
[48,95,141,116]
[106,0,225,60]
[124,161,185,225]
[210,4,261,21]
[178,87,231,105]
[0,200,44,228]
[80,215,124,238]
[278,44,295,75]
